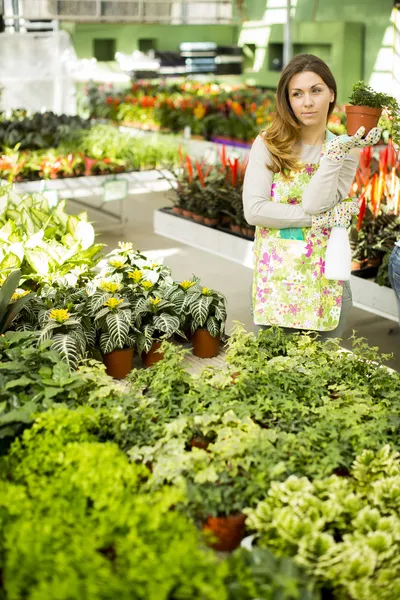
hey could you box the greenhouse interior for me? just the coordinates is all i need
[1,0,400,598]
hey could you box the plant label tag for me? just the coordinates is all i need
[103,179,129,203]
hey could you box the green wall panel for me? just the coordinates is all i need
[67,23,238,58]
[294,0,393,81]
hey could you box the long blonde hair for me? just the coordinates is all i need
[262,54,337,175]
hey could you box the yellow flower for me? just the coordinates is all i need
[118,241,133,251]
[141,280,153,290]
[104,298,123,309]
[11,290,30,302]
[109,259,125,269]
[194,103,206,120]
[151,262,160,269]
[49,309,70,323]
[128,270,143,283]
[99,281,122,293]
[149,297,161,306]
[201,287,212,296]
[179,280,196,290]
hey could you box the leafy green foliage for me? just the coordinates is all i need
[0,407,228,600]
[0,111,90,150]
[226,547,321,600]
[0,186,102,284]
[0,270,34,333]
[245,445,400,600]
[0,331,123,449]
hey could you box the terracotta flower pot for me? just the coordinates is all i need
[142,341,164,368]
[345,105,382,137]
[202,513,246,552]
[102,347,134,379]
[192,329,220,358]
[172,206,184,216]
[192,213,205,224]
[230,224,242,234]
[204,217,219,227]
[182,209,194,219]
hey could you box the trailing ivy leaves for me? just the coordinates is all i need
[0,331,123,451]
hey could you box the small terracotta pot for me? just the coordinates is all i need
[204,217,219,227]
[102,347,134,379]
[192,329,220,358]
[190,436,209,450]
[230,224,242,234]
[142,341,164,367]
[172,206,184,216]
[182,209,193,219]
[221,215,232,225]
[345,105,382,136]
[202,513,246,552]
[192,213,205,224]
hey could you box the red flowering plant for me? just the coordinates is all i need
[349,140,400,285]
[166,145,251,234]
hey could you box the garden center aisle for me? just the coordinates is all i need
[78,188,400,371]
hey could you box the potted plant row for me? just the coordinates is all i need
[167,150,255,239]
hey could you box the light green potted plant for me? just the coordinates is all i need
[346,81,400,147]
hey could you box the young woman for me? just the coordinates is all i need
[243,54,381,339]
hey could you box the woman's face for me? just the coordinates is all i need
[288,71,334,128]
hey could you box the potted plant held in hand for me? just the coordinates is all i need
[346,81,400,147]
[185,285,227,358]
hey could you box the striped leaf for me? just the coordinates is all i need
[190,296,212,328]
[51,333,80,371]
[214,302,227,323]
[206,316,220,338]
[100,332,115,355]
[106,312,129,349]
[153,314,180,337]
[90,291,110,314]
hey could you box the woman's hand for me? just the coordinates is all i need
[323,127,382,163]
[312,199,359,229]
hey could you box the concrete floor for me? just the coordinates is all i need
[78,187,399,371]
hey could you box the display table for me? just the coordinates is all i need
[154,208,399,323]
[13,169,174,229]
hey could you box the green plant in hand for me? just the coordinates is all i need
[348,81,400,148]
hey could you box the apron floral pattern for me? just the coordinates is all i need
[252,141,344,331]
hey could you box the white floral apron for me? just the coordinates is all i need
[252,147,344,331]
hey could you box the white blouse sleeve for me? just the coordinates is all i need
[301,154,358,215]
[243,135,312,228]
